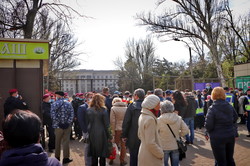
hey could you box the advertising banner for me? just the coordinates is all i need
[236,76,250,92]
[0,39,49,59]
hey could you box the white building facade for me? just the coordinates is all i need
[59,69,119,95]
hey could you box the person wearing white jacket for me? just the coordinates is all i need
[158,100,189,166]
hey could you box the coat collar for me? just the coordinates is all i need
[141,108,157,120]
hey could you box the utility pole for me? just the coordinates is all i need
[174,38,194,90]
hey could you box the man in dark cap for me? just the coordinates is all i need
[51,91,74,164]
[3,89,28,118]
[243,88,250,137]
[42,94,55,152]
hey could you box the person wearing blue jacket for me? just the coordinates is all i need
[205,87,238,166]
[77,92,93,166]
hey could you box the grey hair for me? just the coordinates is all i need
[134,88,145,100]
[154,88,163,96]
[160,100,175,114]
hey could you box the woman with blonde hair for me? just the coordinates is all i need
[205,87,238,166]
[109,97,127,165]
[87,93,111,166]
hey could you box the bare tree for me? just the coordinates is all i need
[224,8,250,61]
[0,0,85,39]
[115,37,157,91]
[137,0,231,86]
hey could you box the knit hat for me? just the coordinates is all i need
[160,100,174,114]
[142,94,160,110]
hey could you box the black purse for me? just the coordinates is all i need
[167,124,187,153]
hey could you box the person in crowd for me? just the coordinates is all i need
[242,88,250,137]
[154,88,165,102]
[71,93,85,140]
[86,93,111,166]
[42,94,55,152]
[0,110,61,166]
[194,90,205,130]
[122,88,145,166]
[238,90,246,124]
[138,94,164,166]
[4,89,29,118]
[205,83,213,95]
[165,90,172,102]
[78,92,93,166]
[109,97,127,166]
[202,89,209,116]
[224,87,235,106]
[172,90,187,117]
[183,92,197,144]
[51,91,74,164]
[205,87,238,166]
[146,90,154,96]
[206,95,213,108]
[102,87,113,116]
[123,91,132,104]
[158,100,189,166]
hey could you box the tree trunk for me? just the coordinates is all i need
[210,46,226,87]
[23,0,39,38]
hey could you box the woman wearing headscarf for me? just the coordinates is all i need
[138,94,164,166]
[205,87,238,166]
[87,94,111,166]
[158,100,189,166]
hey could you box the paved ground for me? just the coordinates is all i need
[47,124,250,166]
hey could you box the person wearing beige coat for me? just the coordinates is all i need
[110,97,127,166]
[138,95,164,166]
[158,100,189,166]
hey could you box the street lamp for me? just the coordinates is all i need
[174,38,194,90]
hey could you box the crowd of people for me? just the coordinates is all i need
[0,83,249,166]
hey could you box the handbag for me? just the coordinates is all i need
[167,124,187,153]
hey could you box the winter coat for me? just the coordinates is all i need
[138,108,164,166]
[0,144,61,166]
[122,99,143,150]
[205,99,238,139]
[71,98,85,117]
[77,103,89,133]
[238,95,246,114]
[183,95,197,118]
[87,107,110,158]
[157,113,189,150]
[110,101,127,135]
[4,96,29,117]
[42,101,52,125]
[174,103,187,118]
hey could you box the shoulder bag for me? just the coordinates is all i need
[167,124,187,153]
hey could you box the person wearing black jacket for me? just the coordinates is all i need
[42,94,55,152]
[4,89,28,118]
[183,92,197,144]
[122,88,145,166]
[205,87,238,166]
[71,93,85,139]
